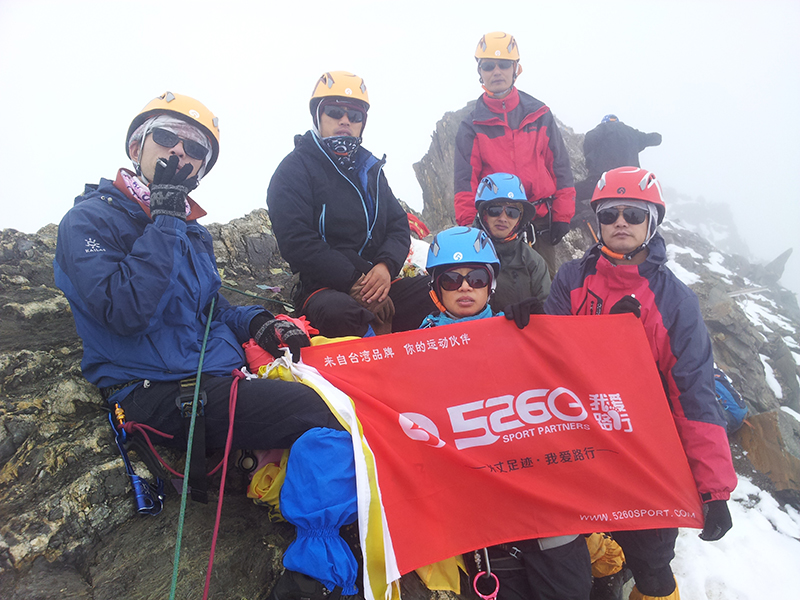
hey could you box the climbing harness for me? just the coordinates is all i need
[473,547,500,600]
[531,196,554,240]
[177,376,209,503]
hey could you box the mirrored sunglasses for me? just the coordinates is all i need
[322,104,365,123]
[438,267,491,291]
[479,60,514,72]
[597,207,649,226]
[151,128,208,161]
[485,205,522,219]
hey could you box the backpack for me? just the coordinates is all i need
[713,368,748,433]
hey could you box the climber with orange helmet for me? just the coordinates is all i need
[508,167,737,600]
[454,31,576,280]
[267,71,434,337]
[54,92,363,600]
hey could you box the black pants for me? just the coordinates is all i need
[119,375,343,451]
[611,528,678,597]
[302,275,434,338]
[478,537,592,600]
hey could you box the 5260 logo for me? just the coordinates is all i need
[447,387,589,449]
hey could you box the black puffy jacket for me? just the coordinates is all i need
[267,131,411,304]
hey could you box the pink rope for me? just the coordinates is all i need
[203,369,245,600]
[120,420,224,478]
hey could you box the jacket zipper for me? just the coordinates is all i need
[312,134,380,257]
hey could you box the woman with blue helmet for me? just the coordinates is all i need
[473,173,550,313]
[421,226,501,327]
[419,226,592,600]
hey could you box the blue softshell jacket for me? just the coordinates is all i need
[53,174,264,388]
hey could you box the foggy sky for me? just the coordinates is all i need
[1,0,798,294]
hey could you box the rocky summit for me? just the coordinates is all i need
[1,106,799,599]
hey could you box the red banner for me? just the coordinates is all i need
[302,315,703,575]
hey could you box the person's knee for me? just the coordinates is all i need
[625,560,675,597]
[304,291,372,337]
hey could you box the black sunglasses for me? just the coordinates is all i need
[438,268,491,291]
[479,60,514,72]
[322,104,365,123]
[485,205,522,219]
[597,207,649,226]
[151,128,208,161]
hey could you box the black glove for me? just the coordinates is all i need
[699,500,732,541]
[250,313,310,363]
[550,221,570,245]
[609,295,642,318]
[149,155,198,220]
[504,296,545,329]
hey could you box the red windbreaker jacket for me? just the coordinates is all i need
[454,87,575,227]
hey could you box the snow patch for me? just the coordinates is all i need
[759,354,783,399]
[737,298,797,335]
[673,476,800,599]
[781,406,800,423]
[783,335,799,350]
[666,259,702,285]
[705,251,734,276]
[667,243,703,260]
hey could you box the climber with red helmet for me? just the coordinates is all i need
[54,92,363,600]
[454,31,576,280]
[267,71,434,338]
[507,167,737,600]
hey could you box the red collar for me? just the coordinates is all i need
[483,87,520,113]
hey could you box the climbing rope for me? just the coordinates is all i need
[202,369,245,600]
[169,296,216,600]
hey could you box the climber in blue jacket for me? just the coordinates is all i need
[54,91,360,600]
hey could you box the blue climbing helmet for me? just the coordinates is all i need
[427,226,501,294]
[474,173,537,225]
[602,114,618,123]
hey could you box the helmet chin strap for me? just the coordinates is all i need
[600,242,648,262]
[477,217,520,243]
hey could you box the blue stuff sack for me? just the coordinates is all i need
[714,368,748,433]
